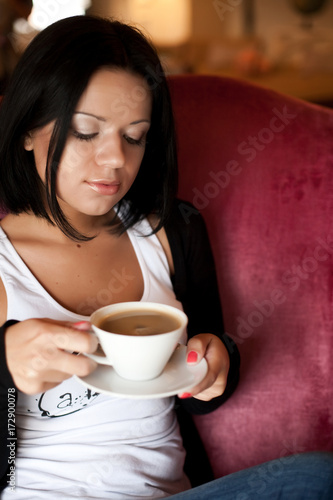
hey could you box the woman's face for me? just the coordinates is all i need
[24,68,152,219]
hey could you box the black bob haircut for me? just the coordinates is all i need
[0,15,178,241]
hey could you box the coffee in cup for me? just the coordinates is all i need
[89,302,188,381]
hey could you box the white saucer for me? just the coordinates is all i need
[76,344,207,399]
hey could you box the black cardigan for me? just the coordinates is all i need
[165,200,240,485]
[0,200,240,490]
[165,200,240,413]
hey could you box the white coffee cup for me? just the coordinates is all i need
[89,302,188,381]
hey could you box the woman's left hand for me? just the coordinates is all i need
[178,334,230,401]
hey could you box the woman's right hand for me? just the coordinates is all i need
[4,318,98,394]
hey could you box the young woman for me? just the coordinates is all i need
[0,15,332,500]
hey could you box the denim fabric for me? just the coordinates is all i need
[170,452,333,500]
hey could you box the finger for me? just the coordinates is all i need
[15,378,70,396]
[15,352,97,395]
[188,369,219,397]
[34,349,98,378]
[71,321,92,331]
[14,359,80,395]
[189,352,229,399]
[179,372,225,401]
[178,336,215,397]
[22,367,72,385]
[21,318,98,354]
[185,335,211,364]
[54,351,98,377]
[180,335,229,399]
[191,346,229,396]
[52,328,98,354]
[15,368,83,396]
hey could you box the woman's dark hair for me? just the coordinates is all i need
[0,15,178,240]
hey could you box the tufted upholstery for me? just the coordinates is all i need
[168,74,333,477]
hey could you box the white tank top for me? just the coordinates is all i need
[0,217,190,499]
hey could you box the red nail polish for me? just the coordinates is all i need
[73,321,91,330]
[187,351,198,364]
[179,392,192,399]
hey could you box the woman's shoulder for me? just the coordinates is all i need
[0,213,31,236]
[0,213,53,244]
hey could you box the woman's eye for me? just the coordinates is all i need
[124,135,146,147]
[72,130,98,142]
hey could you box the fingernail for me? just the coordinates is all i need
[73,321,91,331]
[179,392,192,399]
[187,351,198,364]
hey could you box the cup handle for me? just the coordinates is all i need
[84,345,110,365]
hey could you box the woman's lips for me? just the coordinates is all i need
[86,180,120,196]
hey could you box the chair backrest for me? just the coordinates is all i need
[168,74,333,476]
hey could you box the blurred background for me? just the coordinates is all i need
[1,0,333,105]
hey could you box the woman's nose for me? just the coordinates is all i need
[95,133,125,169]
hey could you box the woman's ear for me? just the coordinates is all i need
[24,133,33,151]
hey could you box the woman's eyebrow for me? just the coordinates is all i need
[73,111,150,125]
[73,111,106,122]
[130,119,151,125]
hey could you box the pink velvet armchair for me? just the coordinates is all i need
[168,74,333,478]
